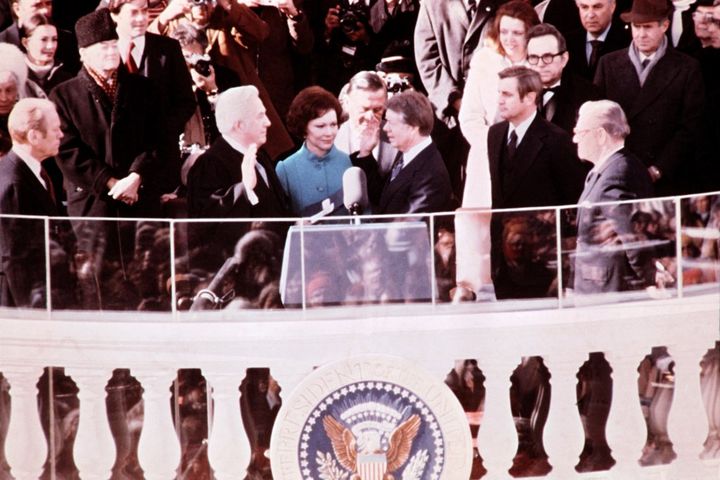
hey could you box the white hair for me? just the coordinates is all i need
[215,85,261,135]
[0,43,28,91]
[578,100,630,140]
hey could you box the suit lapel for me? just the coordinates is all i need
[379,145,431,210]
[8,153,57,215]
[488,122,507,191]
[627,52,681,119]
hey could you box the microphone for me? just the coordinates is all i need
[343,167,368,216]
[190,255,240,310]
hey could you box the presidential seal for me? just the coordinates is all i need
[270,355,472,480]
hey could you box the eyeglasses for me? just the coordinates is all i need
[692,11,720,27]
[572,127,599,138]
[527,51,566,65]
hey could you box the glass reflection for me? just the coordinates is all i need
[681,194,720,287]
[49,219,172,311]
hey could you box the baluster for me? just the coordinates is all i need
[475,356,519,478]
[206,371,247,479]
[135,369,180,479]
[542,352,587,476]
[3,367,45,479]
[666,346,712,478]
[69,368,115,479]
[604,348,649,478]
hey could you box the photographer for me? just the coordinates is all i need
[240,0,314,121]
[149,0,294,160]
[170,23,240,151]
[316,0,380,95]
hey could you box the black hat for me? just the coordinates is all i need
[620,0,672,23]
[376,40,415,74]
[75,8,118,49]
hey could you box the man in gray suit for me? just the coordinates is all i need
[571,100,654,295]
[414,0,503,125]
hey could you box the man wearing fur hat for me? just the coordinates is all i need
[49,8,163,307]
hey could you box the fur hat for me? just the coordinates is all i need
[75,8,118,49]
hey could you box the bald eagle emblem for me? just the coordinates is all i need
[322,413,422,480]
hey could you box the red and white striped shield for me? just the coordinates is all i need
[357,454,388,480]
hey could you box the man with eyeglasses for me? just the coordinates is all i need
[527,23,599,134]
[594,0,705,195]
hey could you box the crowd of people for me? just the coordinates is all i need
[0,0,718,311]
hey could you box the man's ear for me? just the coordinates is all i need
[524,91,538,107]
[11,0,20,20]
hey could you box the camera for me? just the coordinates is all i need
[187,53,212,77]
[337,2,367,34]
[385,75,412,94]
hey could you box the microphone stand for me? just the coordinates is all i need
[348,203,363,225]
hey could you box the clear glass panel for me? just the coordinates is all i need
[174,219,293,311]
[445,359,486,478]
[0,214,48,309]
[48,219,172,311]
[638,347,676,466]
[0,373,9,480]
[240,368,281,478]
[491,210,558,303]
[171,369,212,479]
[106,369,143,479]
[562,198,677,306]
[575,352,614,472]
[296,215,434,307]
[680,194,720,292]
[37,367,79,480]
[509,356,552,477]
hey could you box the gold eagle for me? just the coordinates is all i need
[322,414,422,480]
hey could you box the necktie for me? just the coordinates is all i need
[467,0,477,20]
[40,166,56,205]
[588,39,602,73]
[125,41,138,73]
[507,130,518,160]
[390,152,404,182]
[641,58,651,71]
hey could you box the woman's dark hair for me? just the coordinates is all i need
[286,86,342,140]
[19,13,56,40]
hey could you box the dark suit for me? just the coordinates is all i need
[573,149,654,294]
[594,45,705,195]
[0,22,80,74]
[488,114,589,299]
[0,151,58,307]
[566,21,631,81]
[134,32,196,192]
[355,141,454,215]
[50,68,162,219]
[187,136,290,219]
[488,114,588,209]
[414,0,502,120]
[668,9,701,55]
[541,0,582,38]
[541,70,600,134]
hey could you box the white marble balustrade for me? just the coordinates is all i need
[0,290,717,479]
